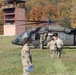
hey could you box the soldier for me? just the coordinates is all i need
[47,37,56,59]
[21,37,32,75]
[55,34,63,58]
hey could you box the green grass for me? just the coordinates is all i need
[0,36,76,75]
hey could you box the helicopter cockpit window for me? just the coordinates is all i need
[18,32,26,38]
[30,33,35,40]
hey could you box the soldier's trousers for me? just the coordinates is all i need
[22,59,30,75]
[56,48,62,58]
[50,50,56,59]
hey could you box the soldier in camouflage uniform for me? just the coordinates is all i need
[55,36,63,58]
[47,38,56,59]
[21,38,32,75]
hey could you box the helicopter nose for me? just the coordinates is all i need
[12,40,16,45]
[12,38,19,45]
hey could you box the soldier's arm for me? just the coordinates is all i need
[61,40,63,47]
[21,47,25,58]
[47,42,50,48]
[27,55,32,65]
[21,46,29,58]
[25,48,32,64]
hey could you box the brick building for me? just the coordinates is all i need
[2,0,27,36]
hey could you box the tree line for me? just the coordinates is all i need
[0,0,76,28]
[25,0,76,28]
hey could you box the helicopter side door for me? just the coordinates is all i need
[29,32,40,47]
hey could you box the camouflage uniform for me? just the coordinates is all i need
[55,37,63,58]
[21,43,32,75]
[47,39,56,59]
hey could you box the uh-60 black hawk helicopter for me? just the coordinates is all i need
[12,19,76,48]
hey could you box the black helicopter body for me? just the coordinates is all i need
[12,25,76,47]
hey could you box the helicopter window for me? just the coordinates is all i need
[66,34,71,40]
[30,33,35,40]
[18,32,25,38]
[35,33,40,40]
[58,33,65,40]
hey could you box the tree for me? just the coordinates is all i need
[24,0,76,28]
[43,3,59,20]
[70,1,76,28]
[0,10,3,25]
[60,12,71,27]
[26,5,43,20]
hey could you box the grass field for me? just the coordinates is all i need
[0,36,76,75]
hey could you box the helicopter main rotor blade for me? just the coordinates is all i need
[0,19,59,26]
[16,20,59,23]
[0,19,58,23]
[15,22,41,26]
